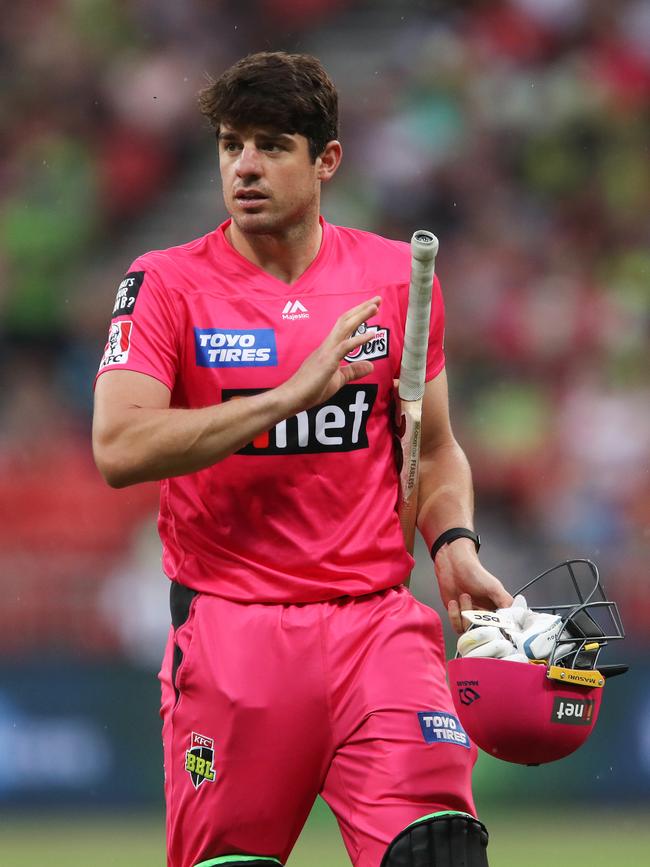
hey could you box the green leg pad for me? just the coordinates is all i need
[195,856,283,867]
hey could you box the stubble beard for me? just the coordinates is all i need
[226,187,320,241]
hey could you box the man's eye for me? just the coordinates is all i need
[223,142,241,152]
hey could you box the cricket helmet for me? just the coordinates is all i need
[447,559,627,765]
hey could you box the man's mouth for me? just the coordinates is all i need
[235,190,268,201]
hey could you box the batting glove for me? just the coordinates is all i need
[457,595,563,663]
[497,595,563,661]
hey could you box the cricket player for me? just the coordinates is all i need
[93,51,512,867]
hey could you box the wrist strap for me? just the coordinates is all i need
[430,527,481,562]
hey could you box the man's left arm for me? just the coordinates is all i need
[416,369,513,632]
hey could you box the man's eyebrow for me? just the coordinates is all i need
[258,131,294,141]
[218,129,296,143]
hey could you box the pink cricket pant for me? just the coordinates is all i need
[159,585,478,867]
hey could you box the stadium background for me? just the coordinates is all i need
[1,0,649,864]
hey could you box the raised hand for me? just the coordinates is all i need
[279,296,381,413]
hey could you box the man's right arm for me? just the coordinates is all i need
[92,296,381,488]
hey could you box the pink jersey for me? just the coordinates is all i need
[97,218,445,602]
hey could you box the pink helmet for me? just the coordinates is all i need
[448,560,626,765]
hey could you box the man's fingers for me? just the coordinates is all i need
[339,360,374,384]
[287,296,381,411]
[343,327,376,355]
[448,599,462,635]
[343,295,381,322]
[335,296,381,340]
[315,296,381,365]
[494,587,514,609]
[449,593,473,635]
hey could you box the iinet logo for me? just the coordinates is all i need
[282,300,309,320]
[223,385,377,454]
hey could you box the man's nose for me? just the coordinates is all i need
[236,145,262,178]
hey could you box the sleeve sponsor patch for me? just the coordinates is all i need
[112,271,145,317]
[99,320,133,368]
[418,711,471,748]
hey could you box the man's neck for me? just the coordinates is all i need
[226,217,323,285]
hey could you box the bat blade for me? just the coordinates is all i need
[398,230,439,558]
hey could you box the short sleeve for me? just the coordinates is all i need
[95,258,179,390]
[425,274,446,381]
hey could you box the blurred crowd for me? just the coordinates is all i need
[1,0,648,658]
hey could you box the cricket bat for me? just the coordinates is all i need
[397,230,439,560]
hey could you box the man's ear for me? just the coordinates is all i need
[317,140,342,181]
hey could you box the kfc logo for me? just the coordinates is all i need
[100,321,133,368]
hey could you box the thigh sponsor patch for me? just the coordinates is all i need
[418,711,471,748]
[185,731,216,789]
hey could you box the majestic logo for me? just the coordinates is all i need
[112,271,144,317]
[418,711,471,749]
[551,697,595,726]
[195,328,278,367]
[185,732,216,789]
[344,323,390,362]
[282,300,309,320]
[99,320,133,368]
[223,385,377,454]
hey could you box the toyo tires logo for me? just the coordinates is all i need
[418,711,471,748]
[195,328,278,367]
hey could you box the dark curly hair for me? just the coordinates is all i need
[198,51,339,162]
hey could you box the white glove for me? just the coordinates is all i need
[457,625,527,662]
[457,595,562,663]
[498,595,563,661]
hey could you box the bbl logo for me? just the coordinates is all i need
[185,732,216,789]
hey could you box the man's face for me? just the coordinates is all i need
[218,124,323,235]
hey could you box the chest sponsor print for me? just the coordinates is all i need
[418,711,471,748]
[195,327,278,367]
[344,323,390,362]
[223,384,377,454]
[112,271,144,317]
